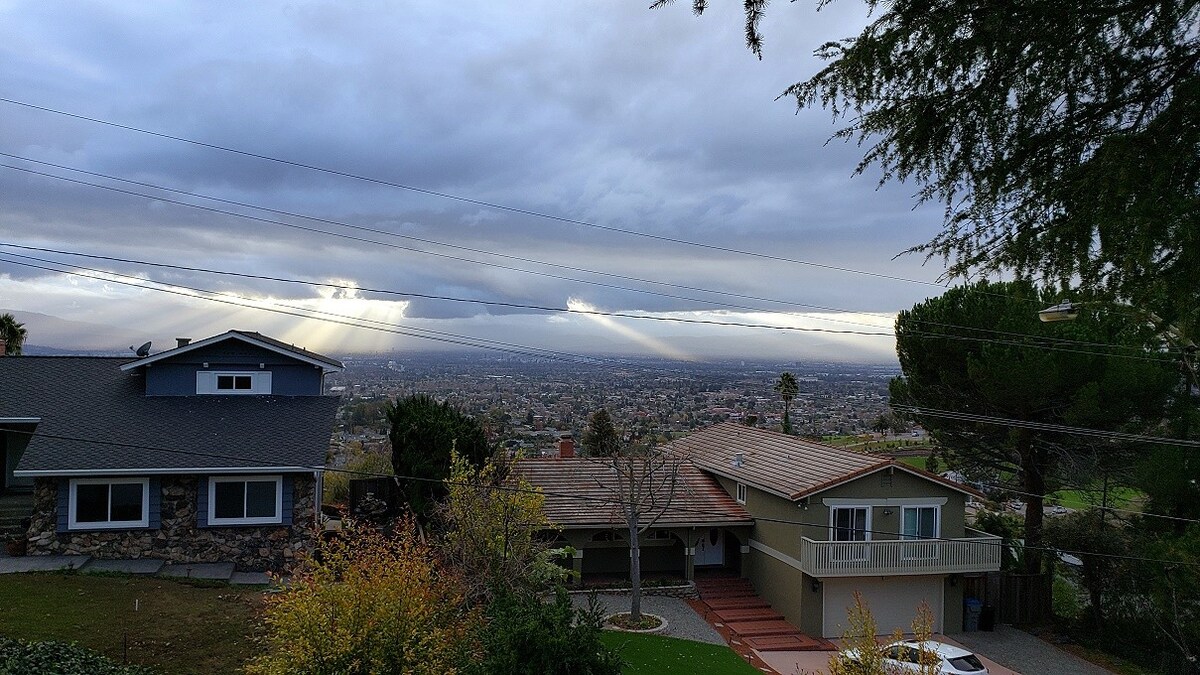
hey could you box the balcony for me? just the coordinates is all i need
[799,529,1002,578]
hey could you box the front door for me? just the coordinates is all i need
[694,528,725,566]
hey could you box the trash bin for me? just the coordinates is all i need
[964,598,983,631]
[980,606,996,631]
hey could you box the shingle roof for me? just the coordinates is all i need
[513,457,752,529]
[2,357,340,474]
[120,330,344,372]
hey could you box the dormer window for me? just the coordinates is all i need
[196,371,272,395]
[218,375,252,391]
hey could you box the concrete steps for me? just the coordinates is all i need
[711,607,785,623]
[694,573,837,653]
[725,619,801,637]
[704,596,772,610]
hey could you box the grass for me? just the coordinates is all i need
[1048,486,1142,510]
[600,631,761,675]
[0,572,263,674]
[898,456,928,470]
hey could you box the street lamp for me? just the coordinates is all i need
[1039,301,1198,390]
[1037,302,1081,323]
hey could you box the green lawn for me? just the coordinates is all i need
[0,572,262,674]
[600,631,761,675]
[898,456,928,470]
[1049,486,1143,510]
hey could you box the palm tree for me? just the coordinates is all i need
[0,313,26,355]
[774,371,799,434]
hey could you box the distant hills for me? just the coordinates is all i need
[0,309,133,355]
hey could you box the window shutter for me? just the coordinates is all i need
[196,477,209,528]
[148,478,162,529]
[56,480,69,533]
[281,474,294,526]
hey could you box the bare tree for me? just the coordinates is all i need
[592,443,683,622]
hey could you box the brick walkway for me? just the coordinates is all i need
[692,574,836,674]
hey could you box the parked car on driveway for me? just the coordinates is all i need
[844,640,989,674]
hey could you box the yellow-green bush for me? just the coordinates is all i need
[246,519,479,675]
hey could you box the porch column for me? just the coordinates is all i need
[684,545,695,581]
[571,548,584,586]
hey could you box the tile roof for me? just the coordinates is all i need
[2,357,340,474]
[513,457,753,529]
[666,422,894,501]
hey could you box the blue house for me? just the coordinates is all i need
[0,330,343,571]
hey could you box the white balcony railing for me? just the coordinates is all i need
[800,529,1002,577]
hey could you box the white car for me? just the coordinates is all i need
[843,639,989,674]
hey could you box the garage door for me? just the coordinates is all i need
[822,576,943,638]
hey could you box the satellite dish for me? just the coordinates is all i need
[131,341,152,357]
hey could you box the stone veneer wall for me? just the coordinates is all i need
[26,474,317,572]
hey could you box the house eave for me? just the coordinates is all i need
[14,465,323,478]
[119,331,344,373]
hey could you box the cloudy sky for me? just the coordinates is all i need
[0,1,955,363]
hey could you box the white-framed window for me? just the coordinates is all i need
[208,475,283,525]
[829,505,871,562]
[831,506,870,542]
[735,482,747,504]
[901,505,940,540]
[900,505,941,560]
[68,478,150,530]
[195,371,272,395]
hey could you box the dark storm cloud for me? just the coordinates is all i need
[0,0,946,359]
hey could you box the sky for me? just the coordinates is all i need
[0,1,955,363]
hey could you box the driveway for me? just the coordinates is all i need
[757,636,1017,675]
[954,626,1114,674]
[568,591,725,645]
[757,627,1115,675]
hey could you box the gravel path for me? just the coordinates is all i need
[952,626,1115,675]
[569,591,724,645]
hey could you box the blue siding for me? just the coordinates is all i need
[148,478,161,529]
[144,342,324,396]
[56,480,68,533]
[196,477,209,527]
[282,474,294,526]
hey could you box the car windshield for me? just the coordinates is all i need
[948,654,986,671]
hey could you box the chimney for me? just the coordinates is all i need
[176,337,192,348]
[558,434,575,459]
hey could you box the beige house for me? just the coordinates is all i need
[518,423,1001,638]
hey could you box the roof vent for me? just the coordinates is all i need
[176,337,191,348]
[733,451,745,468]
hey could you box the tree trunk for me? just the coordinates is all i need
[1018,430,1046,575]
[629,518,642,622]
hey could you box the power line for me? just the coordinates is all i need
[973,482,1200,527]
[891,405,1200,448]
[0,244,893,337]
[1,159,1170,360]
[6,426,1195,568]
[0,161,901,334]
[6,243,1181,369]
[900,328,1177,365]
[0,152,892,328]
[0,254,642,369]
[0,97,950,289]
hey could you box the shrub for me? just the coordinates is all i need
[471,590,622,675]
[0,637,155,675]
[323,443,393,505]
[245,518,480,675]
